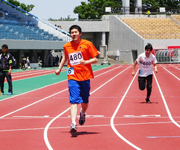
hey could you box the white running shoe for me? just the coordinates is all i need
[70,123,77,132]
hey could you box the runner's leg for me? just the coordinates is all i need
[138,76,146,91]
[0,71,5,93]
[146,75,153,99]
[70,104,78,123]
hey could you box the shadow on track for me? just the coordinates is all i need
[70,131,100,137]
[134,102,158,104]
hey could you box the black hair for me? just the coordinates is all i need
[145,43,153,51]
[2,44,8,49]
[69,25,82,34]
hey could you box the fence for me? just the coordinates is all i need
[155,49,180,63]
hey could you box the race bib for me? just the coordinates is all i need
[69,51,83,66]
[67,67,74,75]
[139,70,143,75]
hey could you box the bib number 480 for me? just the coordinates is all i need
[69,52,83,65]
[69,53,82,61]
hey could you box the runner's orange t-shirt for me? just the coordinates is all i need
[63,39,99,81]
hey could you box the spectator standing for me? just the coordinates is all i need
[27,57,30,66]
[0,44,13,95]
[147,10,151,17]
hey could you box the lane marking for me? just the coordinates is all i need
[154,73,180,128]
[13,115,49,118]
[67,115,104,118]
[44,65,132,150]
[5,115,180,119]
[110,69,141,150]
[162,66,180,81]
[168,64,180,71]
[0,65,123,118]
[0,89,68,119]
[1,120,177,133]
[0,65,119,102]
[124,115,161,118]
[147,136,180,139]
[12,70,55,79]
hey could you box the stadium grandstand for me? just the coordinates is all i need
[49,13,180,64]
[0,0,70,68]
[0,0,180,66]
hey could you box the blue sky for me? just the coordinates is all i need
[19,0,87,20]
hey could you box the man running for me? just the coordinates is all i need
[132,43,158,103]
[55,25,99,132]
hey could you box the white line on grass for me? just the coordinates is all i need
[110,69,141,150]
[44,65,131,150]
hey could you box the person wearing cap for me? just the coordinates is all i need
[0,44,13,95]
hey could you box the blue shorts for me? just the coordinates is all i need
[68,80,90,104]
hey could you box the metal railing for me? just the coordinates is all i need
[155,49,180,63]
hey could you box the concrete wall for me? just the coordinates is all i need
[107,15,144,64]
[0,39,66,50]
[144,39,180,49]
[48,21,109,33]
[49,21,109,51]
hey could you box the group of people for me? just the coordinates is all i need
[55,24,62,29]
[55,25,158,132]
[0,25,158,133]
[20,56,31,69]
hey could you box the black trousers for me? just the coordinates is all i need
[138,74,152,99]
[0,70,13,93]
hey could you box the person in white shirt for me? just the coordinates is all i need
[132,43,158,103]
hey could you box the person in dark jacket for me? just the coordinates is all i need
[0,44,13,95]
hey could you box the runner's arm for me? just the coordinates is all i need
[154,64,158,73]
[132,60,137,76]
[80,57,98,65]
[55,55,68,75]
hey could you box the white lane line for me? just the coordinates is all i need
[0,65,123,118]
[94,65,122,78]
[162,66,180,81]
[124,115,161,118]
[168,64,180,71]
[13,115,50,118]
[0,89,68,119]
[44,65,131,150]
[1,120,177,133]
[0,65,120,102]
[147,136,180,139]
[154,73,180,128]
[110,69,141,150]
[12,70,55,79]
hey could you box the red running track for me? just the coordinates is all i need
[0,64,180,150]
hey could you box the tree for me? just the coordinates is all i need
[7,0,34,12]
[74,0,180,19]
[48,16,77,21]
[74,0,121,19]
